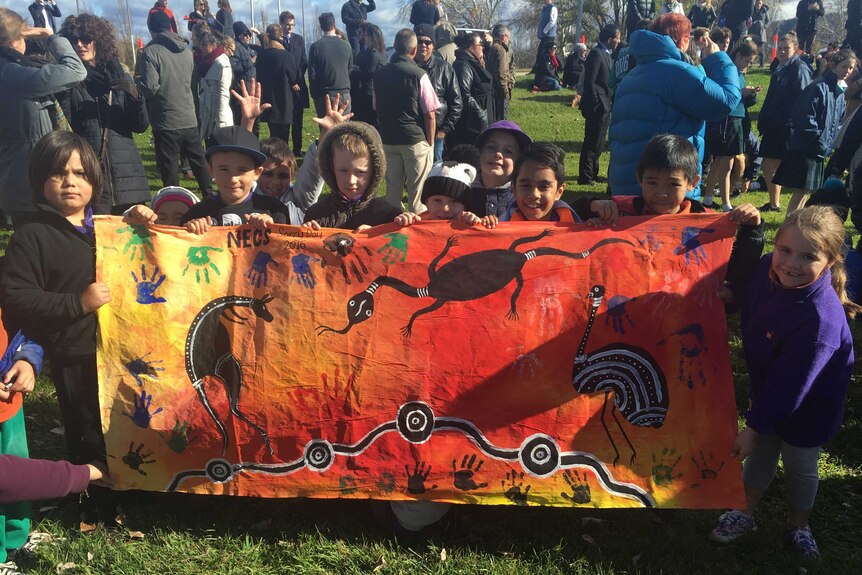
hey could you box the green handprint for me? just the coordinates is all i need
[162,419,195,453]
[117,225,154,261]
[377,232,409,264]
[183,246,223,284]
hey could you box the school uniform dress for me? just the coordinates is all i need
[757,55,813,160]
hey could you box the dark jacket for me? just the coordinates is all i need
[308,35,353,97]
[826,104,862,176]
[848,0,862,48]
[181,192,292,225]
[450,48,492,146]
[0,205,97,360]
[417,52,462,136]
[410,1,441,26]
[136,32,198,131]
[563,52,584,88]
[796,0,825,34]
[216,9,235,38]
[721,0,754,30]
[341,0,376,36]
[284,33,310,108]
[28,1,61,30]
[739,256,854,447]
[686,4,717,28]
[61,61,151,212]
[187,10,216,32]
[466,181,513,219]
[626,0,656,24]
[229,41,256,93]
[0,455,91,504]
[534,52,562,86]
[757,55,812,135]
[580,45,612,116]
[351,46,387,124]
[788,69,845,158]
[374,54,429,145]
[256,47,298,124]
[748,5,769,44]
[486,40,514,99]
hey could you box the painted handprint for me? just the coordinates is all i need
[561,470,592,504]
[291,253,321,288]
[121,442,156,476]
[183,246,223,284]
[124,389,163,428]
[652,448,683,487]
[406,461,437,494]
[162,419,195,453]
[674,227,715,266]
[606,294,635,334]
[116,225,154,261]
[502,470,531,506]
[378,232,409,264]
[690,451,725,489]
[131,265,167,304]
[125,353,164,387]
[322,232,372,284]
[452,454,488,491]
[247,251,279,288]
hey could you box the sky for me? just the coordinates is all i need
[2,0,407,44]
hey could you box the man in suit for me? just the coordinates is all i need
[28,0,61,32]
[280,11,310,157]
[578,24,620,186]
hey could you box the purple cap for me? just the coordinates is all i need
[475,120,533,153]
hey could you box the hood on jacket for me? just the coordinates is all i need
[148,32,189,54]
[628,29,683,65]
[317,121,386,201]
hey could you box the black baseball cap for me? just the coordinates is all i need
[205,126,267,166]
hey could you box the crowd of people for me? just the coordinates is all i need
[0,0,860,572]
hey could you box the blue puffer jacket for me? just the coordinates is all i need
[788,69,846,159]
[608,30,741,197]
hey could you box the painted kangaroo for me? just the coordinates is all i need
[185,295,275,455]
[572,285,668,466]
[317,229,634,337]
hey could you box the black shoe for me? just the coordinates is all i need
[759,203,781,213]
[577,178,596,186]
[730,189,741,198]
[293,150,304,158]
[595,175,608,183]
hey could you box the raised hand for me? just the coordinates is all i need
[231,78,272,130]
[311,93,354,135]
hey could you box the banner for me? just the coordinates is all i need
[96,215,745,509]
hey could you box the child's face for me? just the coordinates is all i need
[479,131,520,187]
[832,58,857,82]
[333,146,370,201]
[43,149,93,222]
[639,168,699,215]
[735,53,755,72]
[513,160,564,221]
[209,151,264,205]
[424,195,465,220]
[772,225,831,288]
[257,159,294,198]
[156,200,191,226]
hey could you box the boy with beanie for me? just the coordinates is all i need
[394,161,494,226]
[304,121,402,229]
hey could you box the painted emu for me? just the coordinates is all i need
[185,295,275,455]
[572,285,668,465]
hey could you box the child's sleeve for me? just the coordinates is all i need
[291,141,325,211]
[11,331,44,375]
[725,221,765,305]
[0,234,87,325]
[0,454,91,504]
[571,195,604,221]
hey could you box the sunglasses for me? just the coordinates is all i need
[418,39,433,46]
[68,34,94,45]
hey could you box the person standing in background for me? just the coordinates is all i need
[720,0,755,48]
[341,0,375,55]
[256,24,299,143]
[216,0,234,38]
[687,0,716,29]
[626,0,655,39]
[579,24,620,186]
[748,0,769,67]
[413,23,462,162]
[279,12,309,157]
[536,0,558,63]
[486,24,514,122]
[846,0,862,57]
[410,0,441,27]
[796,0,825,55]
[148,1,179,35]
[309,12,353,117]
[188,0,216,32]
[351,23,386,126]
[28,0,61,32]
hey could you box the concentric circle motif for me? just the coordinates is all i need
[519,434,560,477]
[304,439,335,472]
[396,401,435,443]
[205,458,235,483]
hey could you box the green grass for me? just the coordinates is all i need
[12,69,862,574]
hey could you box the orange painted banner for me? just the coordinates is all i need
[95,214,745,509]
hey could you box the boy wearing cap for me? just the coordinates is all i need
[466,120,533,219]
[181,126,293,233]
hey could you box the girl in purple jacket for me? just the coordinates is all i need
[710,206,859,559]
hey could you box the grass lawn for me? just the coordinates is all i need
[10,69,862,575]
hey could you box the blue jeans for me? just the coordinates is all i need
[540,77,562,91]
[434,136,444,162]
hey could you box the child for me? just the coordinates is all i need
[502,142,579,222]
[393,161,492,227]
[256,137,326,225]
[709,206,859,559]
[181,126,292,233]
[774,49,857,214]
[303,121,402,230]
[465,121,533,219]
[125,186,201,227]
[0,132,111,503]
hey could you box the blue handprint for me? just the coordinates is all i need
[125,353,165,387]
[291,253,320,289]
[131,265,167,304]
[247,251,279,288]
[674,227,715,266]
[124,389,164,428]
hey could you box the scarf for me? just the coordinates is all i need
[549,53,560,70]
[195,45,225,77]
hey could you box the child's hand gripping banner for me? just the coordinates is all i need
[96,215,745,509]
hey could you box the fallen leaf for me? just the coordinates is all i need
[128,531,145,540]
[581,534,596,545]
[372,556,386,573]
[440,548,447,562]
[55,562,76,574]
[49,427,65,436]
[79,521,97,533]
[38,506,58,513]
[87,552,94,562]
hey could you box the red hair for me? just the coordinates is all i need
[649,13,691,50]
